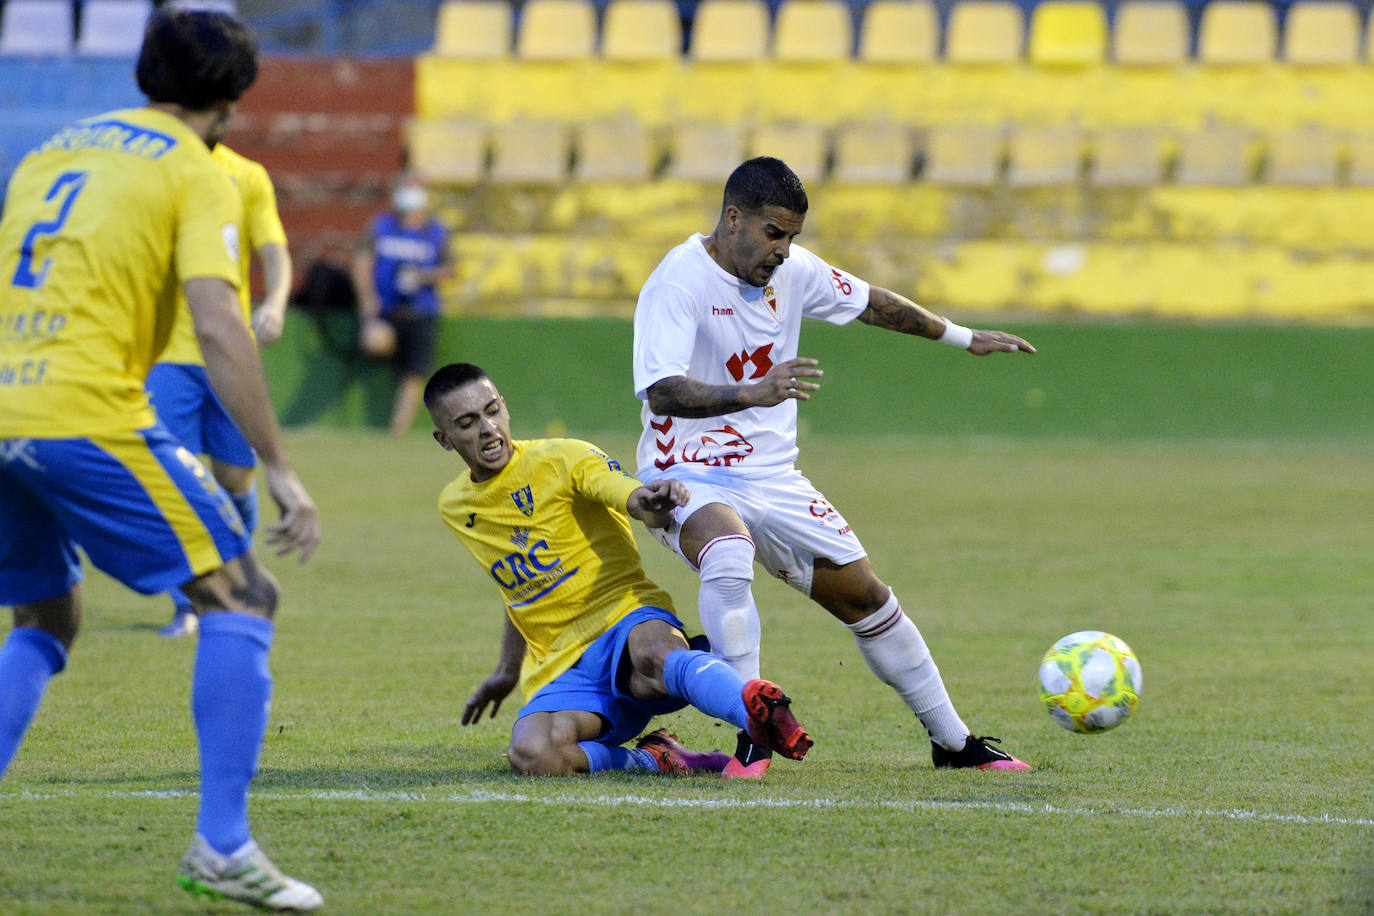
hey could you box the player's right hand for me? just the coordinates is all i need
[462,671,519,725]
[753,357,823,407]
[261,462,321,564]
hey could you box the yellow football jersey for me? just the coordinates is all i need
[0,108,240,437]
[439,438,676,701]
[158,143,287,366]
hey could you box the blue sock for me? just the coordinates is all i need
[231,485,258,537]
[193,613,273,855]
[663,649,749,731]
[169,588,194,616]
[0,628,67,778]
[577,741,657,772]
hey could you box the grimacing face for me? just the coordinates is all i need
[430,378,513,481]
[721,204,806,288]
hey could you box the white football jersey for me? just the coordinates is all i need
[633,233,870,478]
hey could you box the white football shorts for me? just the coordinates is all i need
[643,464,867,596]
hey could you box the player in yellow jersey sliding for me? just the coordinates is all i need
[147,141,293,637]
[426,363,812,777]
[0,9,320,912]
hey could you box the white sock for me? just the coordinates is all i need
[696,534,761,680]
[845,590,969,751]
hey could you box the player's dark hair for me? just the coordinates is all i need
[722,157,809,216]
[424,363,491,409]
[136,8,258,111]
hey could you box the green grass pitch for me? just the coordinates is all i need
[2,426,1372,914]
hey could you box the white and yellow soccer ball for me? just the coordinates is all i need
[1038,631,1141,734]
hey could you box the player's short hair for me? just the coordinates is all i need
[424,363,491,409]
[136,7,258,111]
[722,157,809,217]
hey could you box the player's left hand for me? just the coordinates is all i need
[969,329,1036,356]
[627,480,689,529]
[262,462,321,563]
[251,306,286,346]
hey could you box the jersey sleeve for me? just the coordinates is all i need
[173,161,241,287]
[793,245,870,326]
[564,440,641,512]
[241,160,288,250]
[632,280,701,400]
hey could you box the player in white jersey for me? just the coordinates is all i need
[633,157,1036,776]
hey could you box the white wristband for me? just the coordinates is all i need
[937,319,974,350]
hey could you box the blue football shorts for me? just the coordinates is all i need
[517,606,689,747]
[0,424,251,604]
[146,362,256,468]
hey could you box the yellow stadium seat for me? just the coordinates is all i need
[858,0,938,63]
[1350,133,1374,186]
[773,0,852,61]
[602,0,682,61]
[1283,1,1360,65]
[1176,126,1255,185]
[945,1,1024,64]
[750,121,829,183]
[1198,1,1277,65]
[1088,126,1168,186]
[831,122,915,182]
[666,122,748,180]
[490,120,571,182]
[1007,124,1082,185]
[922,123,1005,185]
[516,0,596,60]
[1112,1,1189,65]
[432,0,511,57]
[1028,0,1107,66]
[574,117,655,181]
[407,117,487,184]
[690,0,770,61]
[1264,125,1338,185]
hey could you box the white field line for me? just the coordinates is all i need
[6,788,1373,828]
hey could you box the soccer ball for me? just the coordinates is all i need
[1038,630,1141,734]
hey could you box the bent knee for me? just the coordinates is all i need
[184,554,280,618]
[507,739,581,777]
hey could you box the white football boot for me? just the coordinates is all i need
[177,834,324,912]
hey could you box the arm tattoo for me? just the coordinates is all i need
[857,287,936,338]
[648,376,753,419]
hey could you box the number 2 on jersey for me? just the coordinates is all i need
[11,171,89,289]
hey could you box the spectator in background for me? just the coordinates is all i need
[352,172,455,436]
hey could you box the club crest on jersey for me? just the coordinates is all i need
[508,486,533,516]
[510,485,535,517]
[510,526,531,549]
[764,285,778,314]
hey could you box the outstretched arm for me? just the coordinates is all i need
[461,615,524,725]
[858,286,1036,356]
